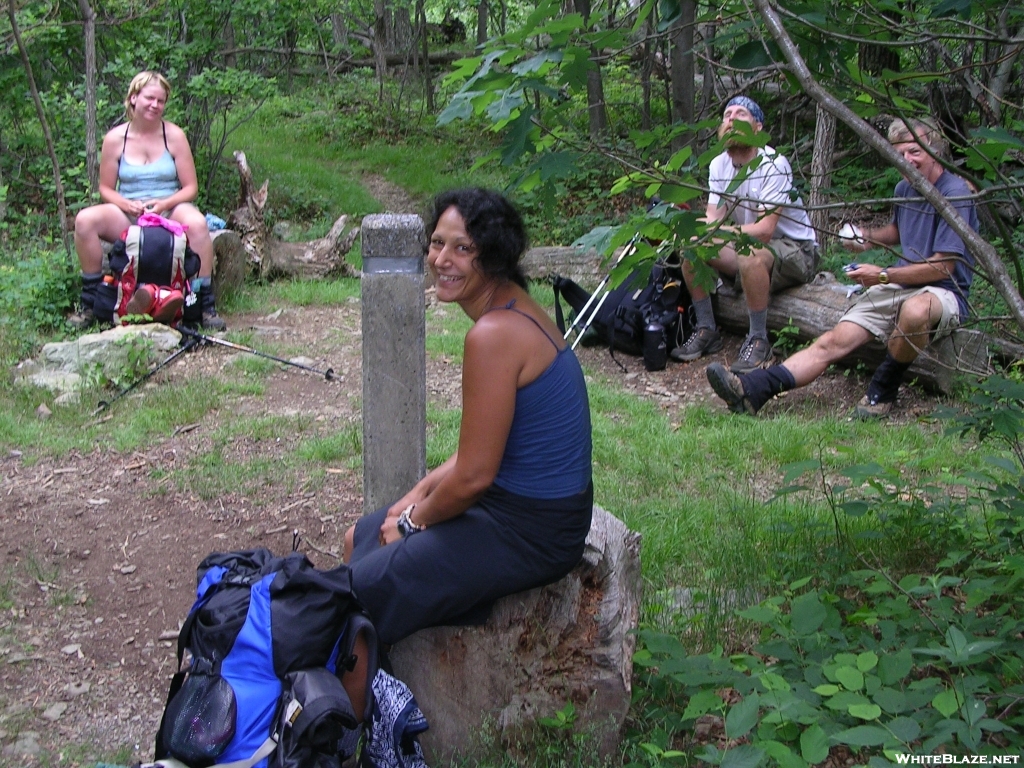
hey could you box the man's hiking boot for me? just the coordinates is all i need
[706,363,758,415]
[731,334,774,374]
[67,307,97,331]
[670,327,723,362]
[855,394,894,419]
[202,310,227,332]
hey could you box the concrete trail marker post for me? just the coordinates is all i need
[360,213,427,513]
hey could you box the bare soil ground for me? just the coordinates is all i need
[0,177,936,766]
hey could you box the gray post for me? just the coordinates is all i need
[360,214,427,514]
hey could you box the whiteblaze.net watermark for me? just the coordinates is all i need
[894,756,1021,765]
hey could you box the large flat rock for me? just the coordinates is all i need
[390,505,641,763]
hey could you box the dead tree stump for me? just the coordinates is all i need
[227,151,359,280]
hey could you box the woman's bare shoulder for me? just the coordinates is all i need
[102,123,129,145]
[162,121,191,145]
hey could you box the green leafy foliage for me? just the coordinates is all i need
[0,246,77,360]
[635,377,1024,761]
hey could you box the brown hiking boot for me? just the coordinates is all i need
[671,327,723,362]
[855,394,894,419]
[706,363,758,415]
[731,335,775,375]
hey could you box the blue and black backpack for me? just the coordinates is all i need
[154,548,377,768]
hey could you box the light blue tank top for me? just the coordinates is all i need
[117,122,180,201]
[487,301,592,499]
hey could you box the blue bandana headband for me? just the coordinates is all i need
[725,96,764,126]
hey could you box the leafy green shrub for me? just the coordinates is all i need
[633,377,1024,762]
[0,245,77,360]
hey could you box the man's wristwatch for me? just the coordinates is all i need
[878,269,890,285]
[397,504,426,538]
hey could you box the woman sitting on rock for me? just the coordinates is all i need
[70,70,225,330]
[343,187,593,653]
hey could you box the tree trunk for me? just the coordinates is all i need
[9,0,69,254]
[857,10,900,76]
[669,0,696,151]
[373,0,391,95]
[477,0,488,46]
[809,104,836,251]
[987,23,1024,120]
[394,6,412,52]
[640,12,654,130]
[223,16,237,69]
[0,162,6,226]
[574,0,609,138]
[417,0,433,112]
[331,14,349,49]
[700,18,717,118]
[78,0,98,193]
[226,151,359,281]
[753,0,1024,332]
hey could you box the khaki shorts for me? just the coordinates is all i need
[768,237,819,292]
[841,283,961,343]
[733,237,818,294]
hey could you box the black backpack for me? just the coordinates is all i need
[154,548,378,768]
[553,259,692,365]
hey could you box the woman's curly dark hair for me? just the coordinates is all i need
[427,188,530,289]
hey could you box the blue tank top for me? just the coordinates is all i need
[117,122,180,201]
[488,302,592,499]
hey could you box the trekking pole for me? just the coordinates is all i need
[563,234,642,342]
[571,289,613,351]
[569,237,679,351]
[179,326,336,381]
[93,338,200,415]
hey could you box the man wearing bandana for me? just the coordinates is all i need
[672,95,819,374]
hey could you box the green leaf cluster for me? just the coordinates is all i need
[635,377,1024,762]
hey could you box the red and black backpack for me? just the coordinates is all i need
[93,223,202,326]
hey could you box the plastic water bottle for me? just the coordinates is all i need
[643,321,667,371]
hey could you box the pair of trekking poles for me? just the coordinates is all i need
[94,326,335,414]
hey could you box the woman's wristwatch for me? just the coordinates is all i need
[397,504,426,537]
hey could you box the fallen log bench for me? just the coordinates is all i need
[712,274,992,394]
[389,506,642,764]
[522,246,995,394]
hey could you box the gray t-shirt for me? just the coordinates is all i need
[892,170,977,317]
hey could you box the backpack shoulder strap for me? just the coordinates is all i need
[336,612,379,724]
